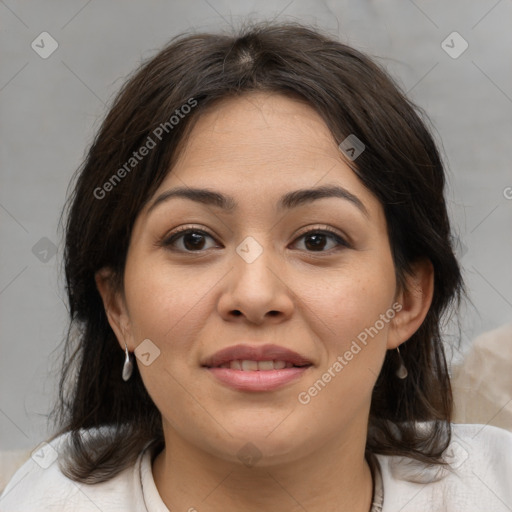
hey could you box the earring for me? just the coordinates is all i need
[122,342,133,381]
[395,346,408,379]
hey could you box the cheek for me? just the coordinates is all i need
[305,254,397,341]
[122,261,209,417]
[124,255,184,331]
[122,256,222,357]
[297,249,397,408]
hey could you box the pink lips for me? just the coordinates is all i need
[202,344,312,392]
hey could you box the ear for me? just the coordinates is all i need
[95,267,133,350]
[387,259,434,350]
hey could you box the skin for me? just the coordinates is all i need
[96,92,434,512]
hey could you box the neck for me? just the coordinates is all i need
[152,425,374,512]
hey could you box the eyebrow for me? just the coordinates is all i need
[146,184,369,218]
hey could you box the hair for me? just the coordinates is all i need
[52,21,464,483]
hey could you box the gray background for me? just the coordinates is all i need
[1,0,511,451]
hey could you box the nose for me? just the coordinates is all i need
[216,241,294,325]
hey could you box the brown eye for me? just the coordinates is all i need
[293,229,349,252]
[163,229,218,252]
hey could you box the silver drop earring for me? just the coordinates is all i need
[395,346,408,379]
[122,342,134,381]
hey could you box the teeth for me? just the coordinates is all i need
[257,360,275,370]
[219,360,299,371]
[241,360,258,371]
[229,360,241,370]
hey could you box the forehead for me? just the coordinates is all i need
[176,93,338,169]
[143,92,383,224]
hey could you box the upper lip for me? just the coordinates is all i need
[202,344,313,368]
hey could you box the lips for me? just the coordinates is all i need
[201,344,312,369]
[202,344,313,392]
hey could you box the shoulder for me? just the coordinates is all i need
[0,430,149,512]
[450,422,512,452]
[376,423,512,512]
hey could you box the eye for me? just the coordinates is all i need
[160,225,350,254]
[292,227,349,252]
[161,227,220,252]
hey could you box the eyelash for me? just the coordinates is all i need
[159,225,350,254]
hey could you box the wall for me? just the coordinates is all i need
[1,0,511,450]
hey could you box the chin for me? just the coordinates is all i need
[201,416,318,467]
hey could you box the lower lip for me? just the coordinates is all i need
[206,367,310,391]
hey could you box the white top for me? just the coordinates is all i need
[1,423,511,511]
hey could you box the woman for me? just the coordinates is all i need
[2,22,511,512]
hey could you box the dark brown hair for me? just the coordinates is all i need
[52,21,463,483]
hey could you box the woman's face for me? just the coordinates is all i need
[102,92,416,465]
